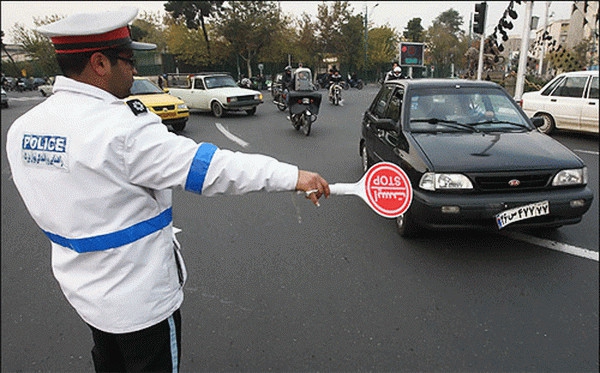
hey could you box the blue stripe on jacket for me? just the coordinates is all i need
[43,208,173,253]
[185,143,217,194]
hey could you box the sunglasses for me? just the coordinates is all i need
[116,56,137,67]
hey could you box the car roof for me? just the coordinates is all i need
[384,78,502,90]
[556,70,598,77]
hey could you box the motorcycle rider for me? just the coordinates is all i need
[385,64,406,81]
[328,69,343,104]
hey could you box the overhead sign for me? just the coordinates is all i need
[329,162,413,218]
[399,42,424,67]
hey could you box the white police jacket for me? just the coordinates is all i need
[6,76,298,333]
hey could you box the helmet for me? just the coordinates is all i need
[393,66,402,75]
[285,65,292,72]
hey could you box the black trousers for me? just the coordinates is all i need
[87,309,181,373]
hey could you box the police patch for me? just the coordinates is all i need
[126,99,147,115]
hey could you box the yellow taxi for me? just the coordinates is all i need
[129,77,189,131]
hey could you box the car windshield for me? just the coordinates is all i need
[408,88,531,133]
[204,75,238,89]
[130,79,163,95]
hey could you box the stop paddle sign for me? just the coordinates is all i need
[329,162,413,218]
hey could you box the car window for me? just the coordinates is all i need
[130,79,163,95]
[383,88,404,122]
[194,78,205,90]
[205,76,238,89]
[408,88,530,132]
[588,76,599,99]
[371,85,395,117]
[552,76,587,98]
[541,76,564,96]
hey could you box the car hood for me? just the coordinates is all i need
[128,93,185,106]
[212,87,260,96]
[412,131,583,172]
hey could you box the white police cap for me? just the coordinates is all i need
[37,7,156,54]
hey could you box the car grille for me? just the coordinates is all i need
[152,105,175,111]
[238,95,256,102]
[471,171,553,192]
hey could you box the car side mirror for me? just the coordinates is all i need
[373,118,397,132]
[531,116,544,128]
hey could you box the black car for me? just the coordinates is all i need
[359,79,593,237]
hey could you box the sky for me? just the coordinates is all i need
[1,1,575,44]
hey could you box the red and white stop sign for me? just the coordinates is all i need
[363,162,412,218]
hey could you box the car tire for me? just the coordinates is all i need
[396,209,420,238]
[211,101,224,118]
[246,107,256,116]
[537,113,555,134]
[360,143,373,173]
[172,122,186,132]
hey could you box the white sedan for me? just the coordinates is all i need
[521,70,598,134]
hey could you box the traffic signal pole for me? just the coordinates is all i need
[473,2,487,80]
[515,1,534,102]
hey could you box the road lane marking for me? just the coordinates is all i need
[501,231,599,261]
[215,122,249,148]
[574,149,599,156]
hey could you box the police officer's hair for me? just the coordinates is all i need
[56,48,123,77]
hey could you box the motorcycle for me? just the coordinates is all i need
[287,67,322,136]
[329,82,343,106]
[271,74,287,111]
[347,75,364,90]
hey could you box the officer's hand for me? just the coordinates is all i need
[296,170,330,206]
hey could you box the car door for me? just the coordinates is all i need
[546,75,588,130]
[363,84,403,164]
[580,75,599,133]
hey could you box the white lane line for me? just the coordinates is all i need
[501,231,599,261]
[215,122,249,148]
[574,149,599,156]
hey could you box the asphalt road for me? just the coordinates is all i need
[2,87,598,372]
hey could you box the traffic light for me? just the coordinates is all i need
[473,2,487,35]
[399,43,424,66]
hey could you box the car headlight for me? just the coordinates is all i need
[227,97,237,103]
[419,172,473,191]
[177,103,188,110]
[552,167,587,186]
[255,93,263,100]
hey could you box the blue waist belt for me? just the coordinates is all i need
[43,208,173,253]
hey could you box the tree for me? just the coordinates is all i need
[164,1,224,60]
[403,18,424,42]
[315,1,353,59]
[214,1,283,78]
[10,16,62,77]
[425,9,467,77]
[367,26,399,77]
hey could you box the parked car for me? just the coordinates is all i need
[129,77,189,132]
[359,78,593,237]
[521,70,599,134]
[38,77,55,97]
[1,88,8,108]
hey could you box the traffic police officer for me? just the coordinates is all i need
[6,7,329,372]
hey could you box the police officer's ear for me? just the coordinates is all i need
[88,52,111,77]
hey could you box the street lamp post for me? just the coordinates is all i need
[364,3,379,81]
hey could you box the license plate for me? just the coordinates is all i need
[302,97,311,104]
[496,200,550,229]
[160,112,176,117]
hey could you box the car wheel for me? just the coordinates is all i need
[246,107,256,116]
[396,209,420,238]
[537,113,555,134]
[172,122,186,132]
[360,143,372,173]
[211,101,224,118]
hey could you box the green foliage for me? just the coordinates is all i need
[403,18,424,42]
